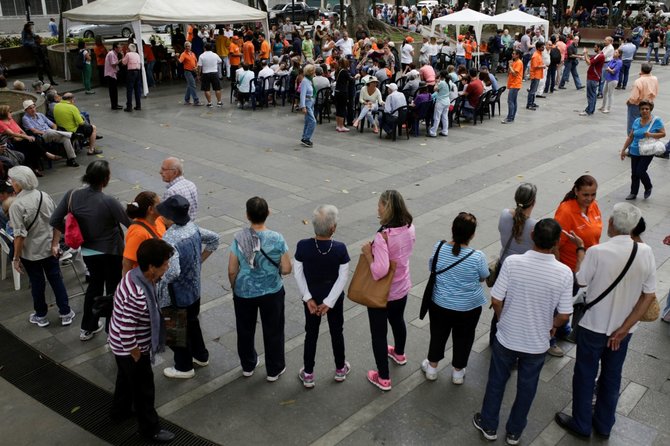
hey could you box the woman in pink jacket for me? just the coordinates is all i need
[361,190,415,391]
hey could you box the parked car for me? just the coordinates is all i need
[67,23,153,39]
[269,2,320,25]
[322,4,347,22]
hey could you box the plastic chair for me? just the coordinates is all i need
[379,105,410,141]
[274,74,290,106]
[250,77,266,110]
[449,96,464,128]
[0,228,20,290]
[59,249,86,297]
[229,80,238,104]
[412,99,434,137]
[315,88,332,124]
[490,86,506,117]
[473,91,492,126]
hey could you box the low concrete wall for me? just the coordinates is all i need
[0,90,46,121]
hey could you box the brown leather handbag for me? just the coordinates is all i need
[347,254,397,309]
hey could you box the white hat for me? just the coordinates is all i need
[387,83,398,92]
[22,99,35,110]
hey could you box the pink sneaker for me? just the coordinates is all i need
[387,345,407,365]
[367,370,392,391]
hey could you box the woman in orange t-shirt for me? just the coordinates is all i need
[554,174,602,272]
[122,191,166,275]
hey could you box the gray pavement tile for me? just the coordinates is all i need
[629,389,670,434]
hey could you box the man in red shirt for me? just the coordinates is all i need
[526,41,545,110]
[460,67,484,119]
[580,43,605,116]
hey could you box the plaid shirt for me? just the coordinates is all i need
[164,176,198,220]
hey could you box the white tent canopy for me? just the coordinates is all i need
[63,0,269,93]
[490,10,549,42]
[430,8,492,46]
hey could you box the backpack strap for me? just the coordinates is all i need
[131,220,160,239]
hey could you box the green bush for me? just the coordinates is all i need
[0,36,94,49]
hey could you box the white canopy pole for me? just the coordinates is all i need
[132,20,149,96]
[63,18,70,81]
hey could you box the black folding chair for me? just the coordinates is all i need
[315,88,332,124]
[379,105,410,141]
[449,96,464,128]
[490,86,506,117]
[412,100,434,137]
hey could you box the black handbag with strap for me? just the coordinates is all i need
[26,191,43,232]
[419,241,476,320]
[571,242,638,337]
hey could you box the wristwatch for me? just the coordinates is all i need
[576,246,585,254]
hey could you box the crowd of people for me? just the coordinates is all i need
[0,7,668,446]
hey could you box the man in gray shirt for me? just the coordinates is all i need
[380,83,407,136]
[617,38,636,90]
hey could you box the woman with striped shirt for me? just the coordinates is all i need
[422,212,489,384]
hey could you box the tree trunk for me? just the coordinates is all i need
[495,0,507,15]
[348,0,391,36]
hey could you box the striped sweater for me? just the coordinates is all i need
[108,271,152,356]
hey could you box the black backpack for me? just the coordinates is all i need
[75,49,85,71]
[550,47,561,65]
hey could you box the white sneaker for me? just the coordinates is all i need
[421,359,437,381]
[266,367,286,382]
[193,357,209,367]
[163,367,195,379]
[242,357,260,377]
[548,345,565,357]
[60,310,76,326]
[79,320,104,341]
[452,367,466,385]
[29,313,49,327]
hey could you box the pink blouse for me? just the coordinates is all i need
[370,224,415,301]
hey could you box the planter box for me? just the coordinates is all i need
[0,46,37,71]
[47,43,100,83]
[0,90,46,121]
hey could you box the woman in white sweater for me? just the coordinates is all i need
[353,75,384,133]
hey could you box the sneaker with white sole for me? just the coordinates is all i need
[193,357,209,367]
[473,413,497,441]
[367,370,392,391]
[163,367,195,379]
[421,359,438,381]
[387,345,407,365]
[334,361,351,382]
[80,320,104,341]
[266,367,286,382]
[242,357,260,377]
[299,368,315,388]
[548,345,564,357]
[60,310,76,326]
[506,432,521,445]
[29,313,50,327]
[452,367,466,385]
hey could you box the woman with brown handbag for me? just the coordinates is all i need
[361,190,415,391]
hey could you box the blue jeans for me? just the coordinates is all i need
[559,59,583,88]
[618,60,632,88]
[629,154,654,195]
[184,70,199,103]
[571,328,632,436]
[544,65,557,93]
[21,256,71,317]
[526,79,539,107]
[664,46,670,65]
[585,80,598,114]
[646,45,659,63]
[506,87,519,121]
[480,338,547,436]
[456,55,466,67]
[627,103,640,135]
[522,53,531,75]
[301,98,316,142]
[126,69,142,109]
[145,61,155,87]
[663,290,670,319]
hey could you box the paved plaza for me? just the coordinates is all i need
[1,61,670,446]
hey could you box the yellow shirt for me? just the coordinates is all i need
[53,101,84,133]
[216,35,230,57]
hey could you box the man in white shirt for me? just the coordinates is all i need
[380,83,407,136]
[197,43,222,107]
[474,219,573,445]
[257,60,275,91]
[335,31,354,57]
[312,66,331,95]
[556,203,656,440]
[597,36,614,97]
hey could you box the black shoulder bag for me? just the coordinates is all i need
[571,242,638,338]
[419,242,476,320]
[26,191,43,232]
[486,234,514,288]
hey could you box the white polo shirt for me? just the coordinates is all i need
[492,250,574,354]
[335,38,353,56]
[602,44,615,62]
[576,236,656,336]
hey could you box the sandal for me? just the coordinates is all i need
[46,152,62,161]
[87,149,103,155]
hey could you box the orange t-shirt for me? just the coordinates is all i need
[123,218,167,265]
[179,50,197,71]
[229,42,242,66]
[554,199,602,271]
[507,59,523,89]
[243,41,255,65]
[260,40,271,60]
[464,42,473,60]
[530,51,544,80]
[93,44,107,66]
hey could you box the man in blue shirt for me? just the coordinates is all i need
[48,18,58,37]
[21,99,78,167]
[617,38,636,90]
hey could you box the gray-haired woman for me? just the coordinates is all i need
[7,166,73,327]
[294,205,351,388]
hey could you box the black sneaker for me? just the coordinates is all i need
[473,413,497,441]
[66,158,79,167]
[506,432,520,445]
[300,139,312,147]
